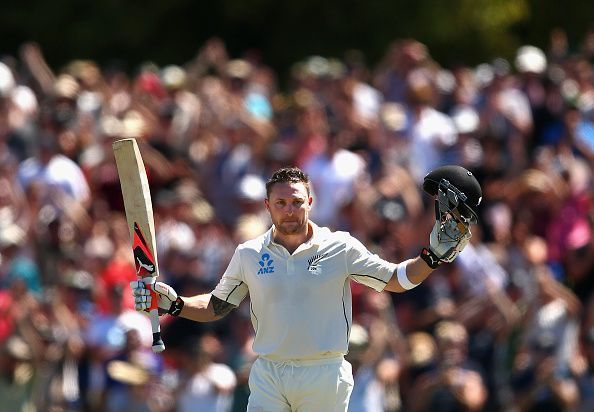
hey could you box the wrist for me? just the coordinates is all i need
[168,296,185,316]
[397,259,420,290]
[421,247,442,269]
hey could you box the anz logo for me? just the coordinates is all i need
[257,253,275,275]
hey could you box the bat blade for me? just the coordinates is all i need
[133,222,157,277]
[113,138,165,353]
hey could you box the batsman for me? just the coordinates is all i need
[132,165,482,411]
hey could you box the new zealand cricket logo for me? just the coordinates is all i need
[133,222,156,277]
[307,253,328,274]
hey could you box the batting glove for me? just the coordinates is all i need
[422,218,472,268]
[130,280,185,316]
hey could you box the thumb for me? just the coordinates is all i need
[153,282,178,301]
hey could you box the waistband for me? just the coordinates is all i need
[259,354,344,366]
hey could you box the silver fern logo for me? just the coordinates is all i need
[307,253,328,274]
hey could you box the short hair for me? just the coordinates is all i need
[266,167,310,198]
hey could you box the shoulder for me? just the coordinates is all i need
[237,230,270,252]
[332,229,353,242]
[49,154,83,171]
[207,363,237,386]
[416,107,454,129]
[18,157,40,175]
[316,225,357,247]
[210,362,234,374]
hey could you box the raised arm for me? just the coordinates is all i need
[384,256,434,293]
[384,204,472,293]
[385,166,480,293]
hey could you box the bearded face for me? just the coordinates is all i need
[265,181,312,236]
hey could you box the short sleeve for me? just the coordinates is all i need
[212,247,249,306]
[346,235,397,292]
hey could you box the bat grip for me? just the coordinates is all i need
[144,277,165,353]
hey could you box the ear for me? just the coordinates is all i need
[307,196,313,209]
[264,198,270,212]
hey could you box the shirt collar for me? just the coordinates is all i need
[307,221,323,246]
[264,220,322,247]
[264,226,274,246]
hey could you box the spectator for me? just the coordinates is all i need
[407,321,488,412]
[0,336,36,412]
[347,323,403,412]
[176,334,237,412]
[511,335,579,411]
[104,329,165,412]
[404,68,459,183]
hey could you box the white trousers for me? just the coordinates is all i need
[247,356,354,412]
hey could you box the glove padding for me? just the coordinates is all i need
[429,216,471,263]
[131,280,179,315]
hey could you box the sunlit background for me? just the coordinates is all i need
[2,1,594,411]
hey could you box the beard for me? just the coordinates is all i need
[275,218,307,235]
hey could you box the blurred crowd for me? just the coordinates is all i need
[2,26,594,412]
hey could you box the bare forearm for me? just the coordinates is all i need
[178,293,215,321]
[384,256,433,293]
[179,293,236,322]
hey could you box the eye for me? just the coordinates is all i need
[276,200,286,207]
[293,200,304,207]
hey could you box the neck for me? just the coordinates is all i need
[273,222,312,254]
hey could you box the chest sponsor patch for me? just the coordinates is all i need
[257,253,275,275]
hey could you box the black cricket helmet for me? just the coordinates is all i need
[423,165,482,225]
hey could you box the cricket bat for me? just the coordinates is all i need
[113,138,165,353]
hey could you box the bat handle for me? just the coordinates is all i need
[144,277,165,353]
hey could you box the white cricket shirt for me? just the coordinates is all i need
[212,221,396,360]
